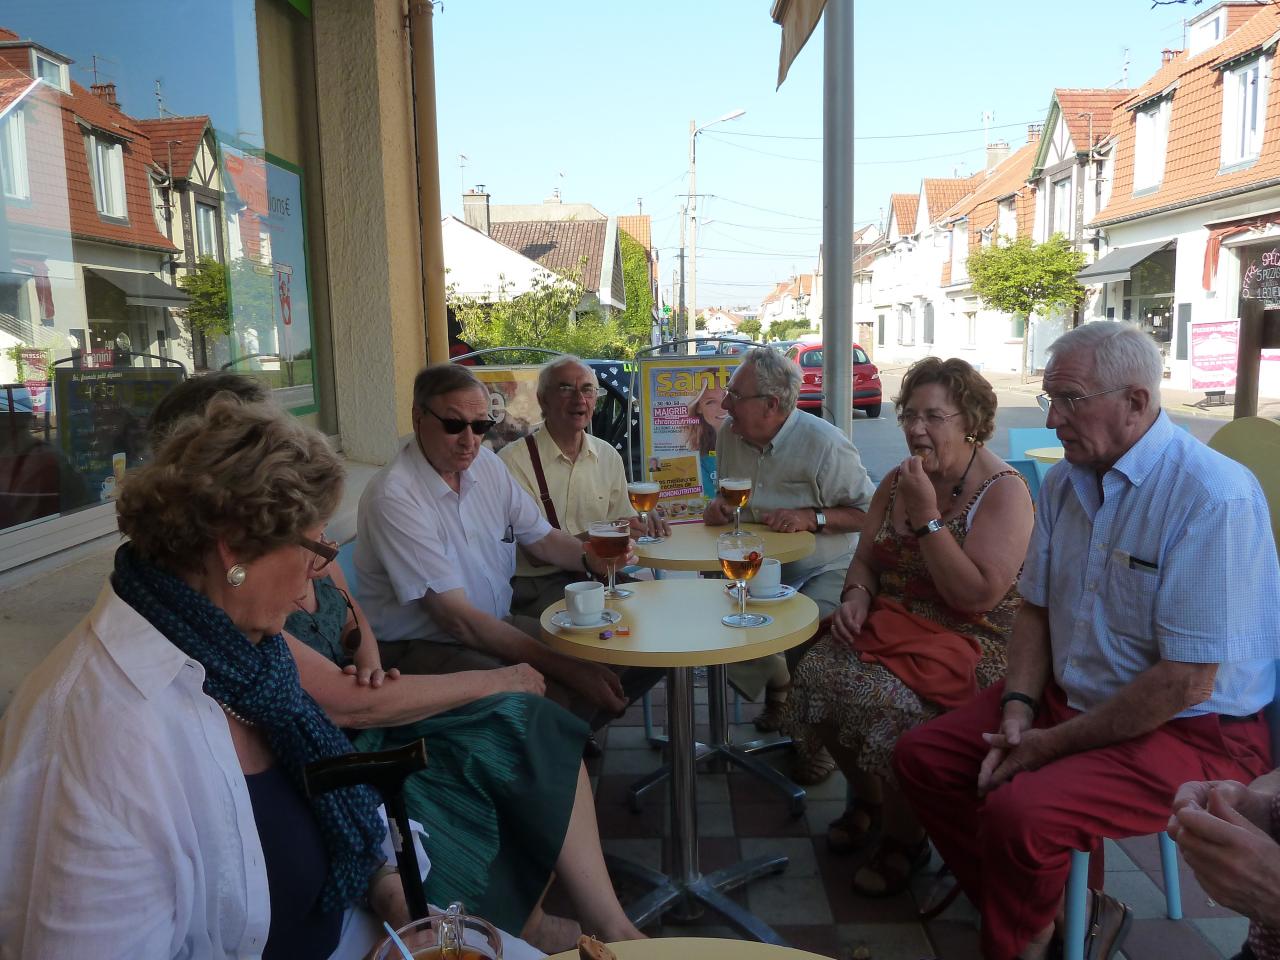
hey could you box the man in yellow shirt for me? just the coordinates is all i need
[500,356,667,619]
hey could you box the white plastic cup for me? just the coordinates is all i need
[565,581,606,625]
[748,557,783,598]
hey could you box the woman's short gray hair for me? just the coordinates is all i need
[744,347,800,412]
[1047,322,1163,397]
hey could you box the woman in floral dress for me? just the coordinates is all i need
[783,357,1035,897]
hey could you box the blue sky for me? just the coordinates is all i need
[434,0,1192,310]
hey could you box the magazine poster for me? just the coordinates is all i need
[473,365,542,453]
[638,356,739,523]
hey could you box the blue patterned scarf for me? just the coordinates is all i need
[111,544,386,911]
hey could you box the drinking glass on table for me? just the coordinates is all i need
[627,481,663,544]
[720,477,752,534]
[718,531,769,628]
[588,518,632,600]
[372,902,503,959]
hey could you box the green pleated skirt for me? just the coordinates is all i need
[353,693,588,933]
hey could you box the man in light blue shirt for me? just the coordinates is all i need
[896,323,1279,960]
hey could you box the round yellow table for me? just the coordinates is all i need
[541,579,819,944]
[1024,445,1065,464]
[636,520,815,572]
[547,938,829,960]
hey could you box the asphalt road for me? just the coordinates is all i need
[849,371,1225,483]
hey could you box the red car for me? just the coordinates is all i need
[785,342,882,418]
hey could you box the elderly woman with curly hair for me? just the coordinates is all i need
[0,395,543,958]
[782,357,1034,899]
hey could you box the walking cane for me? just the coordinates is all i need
[303,739,431,921]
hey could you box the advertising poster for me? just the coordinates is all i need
[639,356,739,522]
[473,366,543,454]
[1190,320,1239,389]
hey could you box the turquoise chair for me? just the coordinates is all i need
[337,539,358,593]
[1006,458,1041,500]
[1007,427,1060,484]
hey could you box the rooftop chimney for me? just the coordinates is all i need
[1027,123,1043,144]
[1162,48,1181,63]
[462,186,490,236]
[545,187,562,203]
[91,82,119,110]
[986,140,1011,170]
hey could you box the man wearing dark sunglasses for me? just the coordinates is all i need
[357,363,631,723]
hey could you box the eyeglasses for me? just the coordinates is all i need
[423,405,496,436]
[336,587,362,654]
[896,410,964,428]
[556,383,600,400]
[725,389,768,404]
[299,534,338,573]
[1036,386,1128,415]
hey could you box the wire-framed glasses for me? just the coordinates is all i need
[299,534,338,573]
[1036,386,1128,415]
[896,410,963,428]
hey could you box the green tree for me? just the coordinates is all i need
[737,318,762,341]
[967,233,1087,376]
[618,230,655,346]
[176,256,232,340]
[768,318,813,341]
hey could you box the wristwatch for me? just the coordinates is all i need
[913,517,945,538]
[814,510,827,532]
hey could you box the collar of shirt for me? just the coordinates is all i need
[1067,410,1175,514]
[537,424,597,465]
[93,581,192,699]
[406,437,477,499]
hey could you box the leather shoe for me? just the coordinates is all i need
[1083,889,1133,960]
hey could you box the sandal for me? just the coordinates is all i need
[852,835,932,898]
[753,682,793,733]
[791,742,837,785]
[827,799,882,854]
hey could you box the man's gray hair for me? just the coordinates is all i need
[744,347,800,413]
[536,355,593,410]
[1047,322,1163,398]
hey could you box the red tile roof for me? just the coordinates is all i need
[0,32,176,254]
[1227,2,1266,33]
[489,219,607,294]
[617,214,651,251]
[1094,4,1280,226]
[923,174,983,222]
[0,75,33,114]
[890,193,919,235]
[1054,89,1134,149]
[136,116,210,180]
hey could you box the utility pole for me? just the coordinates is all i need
[678,201,688,343]
[688,119,698,354]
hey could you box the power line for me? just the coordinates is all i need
[713,117,1042,142]
[701,194,822,222]
[704,131,985,167]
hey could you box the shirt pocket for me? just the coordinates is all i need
[1104,560,1159,642]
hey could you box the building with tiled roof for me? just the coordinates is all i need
[888,194,919,241]
[1079,0,1280,393]
[759,273,817,333]
[0,26,193,390]
[618,213,660,326]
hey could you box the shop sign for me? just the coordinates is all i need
[1190,321,1239,389]
[638,356,740,522]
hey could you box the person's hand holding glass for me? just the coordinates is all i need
[588,519,632,599]
[718,532,770,628]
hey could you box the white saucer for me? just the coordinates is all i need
[550,609,623,631]
[726,584,798,604]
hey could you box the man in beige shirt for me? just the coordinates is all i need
[500,356,668,618]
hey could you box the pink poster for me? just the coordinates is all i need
[1190,321,1238,389]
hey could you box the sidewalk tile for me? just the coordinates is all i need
[740,837,821,878]
[836,921,934,960]
[1190,917,1249,958]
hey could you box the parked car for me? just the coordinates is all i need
[717,338,754,356]
[784,342,882,418]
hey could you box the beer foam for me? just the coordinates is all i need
[628,482,660,493]
[721,479,752,490]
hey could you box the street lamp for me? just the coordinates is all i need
[681,108,744,350]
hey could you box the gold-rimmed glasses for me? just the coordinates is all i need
[299,534,338,573]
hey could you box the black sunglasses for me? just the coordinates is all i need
[423,405,495,436]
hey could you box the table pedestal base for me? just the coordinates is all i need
[606,853,789,944]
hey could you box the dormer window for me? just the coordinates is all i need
[1223,56,1268,167]
[0,108,29,200]
[32,52,68,93]
[1134,97,1171,192]
[86,133,127,220]
[1188,10,1225,57]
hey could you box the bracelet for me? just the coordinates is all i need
[1000,691,1039,716]
[581,551,593,578]
[841,582,873,601]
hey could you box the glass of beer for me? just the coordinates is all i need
[718,532,769,628]
[720,477,752,534]
[589,519,632,599]
[372,902,503,959]
[627,481,663,544]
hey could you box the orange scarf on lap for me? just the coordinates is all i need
[852,596,982,709]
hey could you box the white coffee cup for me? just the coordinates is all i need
[749,558,783,598]
[565,581,606,625]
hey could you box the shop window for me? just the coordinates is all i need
[0,109,29,200]
[87,135,126,219]
[1123,248,1176,359]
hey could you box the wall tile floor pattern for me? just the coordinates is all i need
[546,678,1249,960]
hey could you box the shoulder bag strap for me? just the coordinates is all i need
[524,433,560,529]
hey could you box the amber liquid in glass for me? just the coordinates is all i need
[720,552,762,581]
[590,530,629,560]
[720,480,751,508]
[628,483,660,513]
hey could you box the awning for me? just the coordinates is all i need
[85,267,190,308]
[1076,240,1172,286]
[771,0,826,88]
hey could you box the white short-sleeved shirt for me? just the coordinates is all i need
[0,583,272,959]
[355,440,553,643]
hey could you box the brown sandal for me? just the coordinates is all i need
[852,835,932,898]
[790,741,837,785]
[827,799,882,853]
[752,682,793,733]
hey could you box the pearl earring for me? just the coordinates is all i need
[226,564,247,587]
